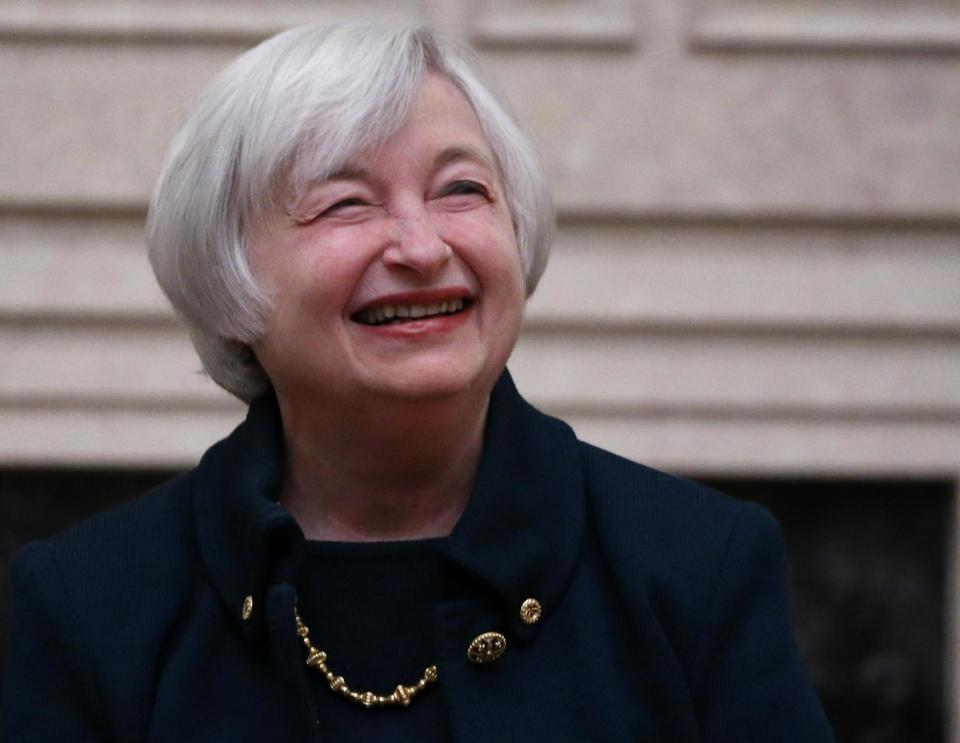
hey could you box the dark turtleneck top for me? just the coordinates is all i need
[296,538,452,741]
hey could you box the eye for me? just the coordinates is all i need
[440,180,489,198]
[295,197,372,225]
[323,197,369,215]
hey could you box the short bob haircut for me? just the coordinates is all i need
[146,22,554,402]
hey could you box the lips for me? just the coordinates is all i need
[350,289,474,327]
[353,298,471,326]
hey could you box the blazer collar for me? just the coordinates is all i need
[193,370,586,642]
[192,389,300,639]
[443,371,586,643]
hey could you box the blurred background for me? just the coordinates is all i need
[1,1,959,740]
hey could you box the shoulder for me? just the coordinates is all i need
[579,439,779,553]
[9,470,200,629]
[577,440,784,658]
[3,473,205,737]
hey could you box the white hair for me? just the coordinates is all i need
[146,22,553,401]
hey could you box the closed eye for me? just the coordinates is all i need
[294,197,374,224]
[441,180,489,198]
[323,197,369,214]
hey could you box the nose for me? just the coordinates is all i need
[381,215,452,279]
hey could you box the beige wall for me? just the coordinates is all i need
[3,0,958,473]
[2,0,960,718]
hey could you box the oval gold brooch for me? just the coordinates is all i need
[467,631,507,664]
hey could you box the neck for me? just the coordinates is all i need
[276,386,490,542]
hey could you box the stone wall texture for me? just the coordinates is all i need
[1,0,958,736]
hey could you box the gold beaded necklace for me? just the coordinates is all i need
[294,605,439,709]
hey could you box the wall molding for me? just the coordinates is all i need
[470,0,639,50]
[0,3,421,44]
[690,5,960,53]
[3,198,960,227]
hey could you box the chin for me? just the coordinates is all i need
[359,358,499,403]
[364,374,480,402]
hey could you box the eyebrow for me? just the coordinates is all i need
[322,165,371,182]
[304,144,496,191]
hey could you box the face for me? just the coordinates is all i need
[249,73,526,407]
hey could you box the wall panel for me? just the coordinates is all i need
[562,413,960,476]
[690,0,960,52]
[0,1,422,41]
[3,321,956,414]
[533,222,960,330]
[470,0,640,48]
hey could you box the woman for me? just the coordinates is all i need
[2,22,834,742]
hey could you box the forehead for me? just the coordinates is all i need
[409,72,486,131]
[281,72,500,207]
[326,144,496,185]
[348,73,495,169]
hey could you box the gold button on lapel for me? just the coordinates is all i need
[520,598,542,625]
[241,595,254,622]
[467,632,507,664]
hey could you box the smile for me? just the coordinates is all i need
[352,298,471,326]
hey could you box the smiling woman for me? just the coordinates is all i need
[249,73,525,421]
[2,22,834,743]
[145,23,551,404]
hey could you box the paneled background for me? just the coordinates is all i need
[1,0,958,737]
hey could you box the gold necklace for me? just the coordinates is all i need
[294,605,439,708]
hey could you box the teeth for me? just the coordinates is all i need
[356,299,469,325]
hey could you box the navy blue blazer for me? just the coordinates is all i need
[2,372,833,741]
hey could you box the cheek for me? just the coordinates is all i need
[488,228,526,304]
[278,231,376,316]
[314,221,393,276]
[442,212,523,278]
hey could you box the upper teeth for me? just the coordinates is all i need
[358,298,465,325]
